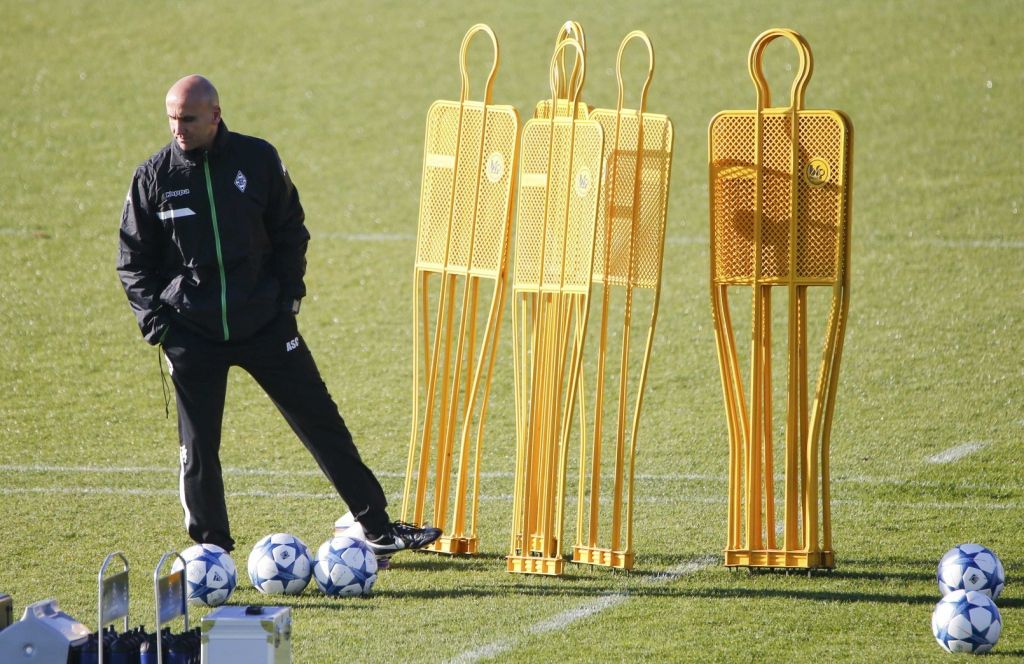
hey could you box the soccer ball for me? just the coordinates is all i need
[171,543,237,607]
[333,511,365,538]
[333,511,389,570]
[937,543,1005,599]
[247,533,313,595]
[313,535,378,597]
[932,589,1002,654]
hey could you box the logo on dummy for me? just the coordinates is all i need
[234,171,247,193]
[574,168,592,198]
[485,152,505,183]
[286,337,300,352]
[803,158,831,188]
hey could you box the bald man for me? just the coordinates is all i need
[117,75,440,561]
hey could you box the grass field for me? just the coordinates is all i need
[1,0,1022,661]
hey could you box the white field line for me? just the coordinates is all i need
[835,498,1021,511]
[2,486,1020,512]
[527,594,629,635]
[1,486,336,499]
[313,232,1024,251]
[926,441,990,464]
[317,232,416,242]
[0,463,366,478]
[5,227,1019,249]
[917,237,1024,250]
[0,463,502,480]
[448,556,716,664]
[312,232,708,246]
[315,233,1024,250]
[2,464,1018,495]
[641,555,720,585]
[664,235,705,245]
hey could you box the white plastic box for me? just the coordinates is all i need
[201,605,291,664]
[0,598,91,663]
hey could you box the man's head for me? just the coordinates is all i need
[165,75,221,152]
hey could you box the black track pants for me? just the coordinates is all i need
[162,314,390,551]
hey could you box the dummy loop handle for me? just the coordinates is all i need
[553,20,586,99]
[459,23,499,105]
[615,30,654,114]
[748,28,813,110]
[549,37,586,110]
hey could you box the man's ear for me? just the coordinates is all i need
[212,105,222,123]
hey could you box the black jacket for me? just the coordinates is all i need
[117,122,308,344]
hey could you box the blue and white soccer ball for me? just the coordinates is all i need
[247,533,314,595]
[171,543,237,607]
[334,511,389,570]
[937,543,1005,600]
[931,589,1002,654]
[333,511,364,538]
[313,535,378,597]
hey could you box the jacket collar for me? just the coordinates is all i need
[169,121,231,169]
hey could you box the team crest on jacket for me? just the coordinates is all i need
[234,170,247,193]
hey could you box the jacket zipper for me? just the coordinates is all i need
[203,152,230,341]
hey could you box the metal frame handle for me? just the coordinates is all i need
[152,551,188,664]
[615,30,655,115]
[548,37,586,111]
[553,20,586,99]
[97,551,129,664]
[747,28,813,110]
[458,23,499,105]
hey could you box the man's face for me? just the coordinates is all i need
[166,95,220,152]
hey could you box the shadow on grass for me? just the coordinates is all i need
[397,551,716,580]
[372,581,1024,609]
[283,599,377,610]
[388,552,507,573]
[374,583,902,603]
[369,550,1024,611]
[246,575,1024,616]
[745,567,937,583]
[663,587,1024,609]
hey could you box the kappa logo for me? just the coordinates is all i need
[234,171,247,192]
[162,188,190,201]
[286,336,300,352]
[179,445,188,466]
